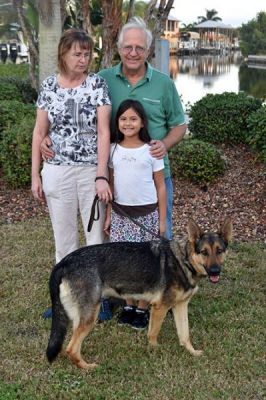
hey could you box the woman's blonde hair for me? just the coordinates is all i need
[58,29,94,74]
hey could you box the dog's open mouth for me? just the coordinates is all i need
[209,274,220,283]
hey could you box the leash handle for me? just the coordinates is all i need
[87,195,100,232]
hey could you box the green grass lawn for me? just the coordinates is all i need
[1,217,265,400]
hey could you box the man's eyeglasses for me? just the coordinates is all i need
[120,45,147,55]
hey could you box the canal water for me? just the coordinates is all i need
[170,52,266,110]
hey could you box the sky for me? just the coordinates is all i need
[169,0,266,27]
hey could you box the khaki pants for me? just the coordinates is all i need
[41,163,105,263]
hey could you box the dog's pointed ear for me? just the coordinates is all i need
[219,217,233,244]
[187,219,202,242]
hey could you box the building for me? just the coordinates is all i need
[195,20,235,53]
[162,17,237,56]
[162,15,180,54]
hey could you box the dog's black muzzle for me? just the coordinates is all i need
[206,264,221,284]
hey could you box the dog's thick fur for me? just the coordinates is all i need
[46,218,232,369]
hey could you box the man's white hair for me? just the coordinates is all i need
[117,17,153,50]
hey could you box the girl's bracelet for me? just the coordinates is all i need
[95,176,109,184]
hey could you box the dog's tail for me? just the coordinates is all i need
[46,266,69,363]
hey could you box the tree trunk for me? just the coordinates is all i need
[60,0,68,26]
[38,0,62,84]
[126,0,136,22]
[146,0,174,62]
[13,0,39,89]
[81,0,92,34]
[144,0,157,23]
[101,0,123,69]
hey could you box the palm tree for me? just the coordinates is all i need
[64,0,92,33]
[180,22,197,32]
[12,0,39,89]
[198,9,222,23]
[100,0,123,69]
[37,0,62,84]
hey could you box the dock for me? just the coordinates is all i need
[247,55,266,70]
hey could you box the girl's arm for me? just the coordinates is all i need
[31,109,50,201]
[96,104,112,203]
[153,169,167,236]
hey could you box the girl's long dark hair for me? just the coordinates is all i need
[112,99,151,143]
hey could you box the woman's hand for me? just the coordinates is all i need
[103,203,111,236]
[103,214,111,236]
[31,175,45,201]
[95,179,112,203]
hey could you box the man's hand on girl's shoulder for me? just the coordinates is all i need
[149,140,167,159]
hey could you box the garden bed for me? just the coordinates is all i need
[0,144,265,242]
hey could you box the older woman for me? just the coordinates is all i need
[31,29,112,317]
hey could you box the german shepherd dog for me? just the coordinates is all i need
[46,218,232,369]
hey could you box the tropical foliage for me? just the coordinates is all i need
[240,11,266,56]
[11,0,39,88]
[197,9,221,23]
[0,0,19,39]
[4,0,174,86]
[180,22,198,32]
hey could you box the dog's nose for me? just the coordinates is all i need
[208,264,221,276]
[208,264,221,284]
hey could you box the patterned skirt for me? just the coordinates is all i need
[109,208,159,242]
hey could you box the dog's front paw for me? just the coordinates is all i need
[148,336,158,347]
[181,341,203,356]
[190,349,203,357]
[77,360,98,370]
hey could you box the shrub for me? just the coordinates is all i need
[1,115,35,188]
[0,77,37,103]
[0,80,24,102]
[0,63,28,78]
[189,92,262,144]
[16,79,38,103]
[246,106,266,162]
[169,138,226,183]
[0,100,35,133]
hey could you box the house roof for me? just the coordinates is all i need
[167,14,180,22]
[195,20,234,29]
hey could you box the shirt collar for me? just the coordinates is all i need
[115,62,153,81]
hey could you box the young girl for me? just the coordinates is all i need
[104,99,166,330]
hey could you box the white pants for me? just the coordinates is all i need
[41,163,105,263]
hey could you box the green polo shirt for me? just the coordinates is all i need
[99,62,185,178]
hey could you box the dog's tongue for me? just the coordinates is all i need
[209,275,220,283]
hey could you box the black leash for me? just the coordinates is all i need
[87,194,161,238]
[87,195,101,233]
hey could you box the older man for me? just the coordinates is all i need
[99,17,187,240]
